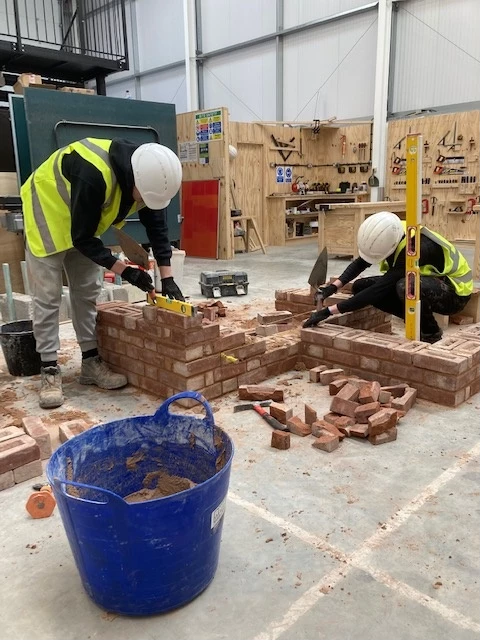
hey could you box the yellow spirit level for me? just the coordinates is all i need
[405,134,422,340]
[147,294,198,317]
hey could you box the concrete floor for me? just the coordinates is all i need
[0,240,479,640]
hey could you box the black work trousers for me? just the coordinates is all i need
[351,276,470,334]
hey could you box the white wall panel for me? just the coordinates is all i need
[201,0,276,52]
[284,10,378,121]
[136,0,184,71]
[202,42,276,121]
[391,0,480,113]
[141,69,188,114]
[284,0,375,28]
[105,78,136,99]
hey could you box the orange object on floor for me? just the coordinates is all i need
[26,485,56,519]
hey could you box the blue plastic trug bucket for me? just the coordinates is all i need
[46,391,234,616]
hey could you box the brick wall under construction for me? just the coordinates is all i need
[96,290,479,408]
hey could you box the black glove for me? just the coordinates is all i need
[314,283,338,306]
[303,307,331,328]
[122,266,154,293]
[161,277,185,301]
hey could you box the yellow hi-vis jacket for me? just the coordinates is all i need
[380,223,473,297]
[21,138,137,257]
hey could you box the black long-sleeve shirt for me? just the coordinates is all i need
[61,139,172,270]
[336,235,446,313]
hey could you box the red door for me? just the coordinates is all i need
[180,180,219,258]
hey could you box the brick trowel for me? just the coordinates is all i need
[308,246,328,310]
[114,228,150,270]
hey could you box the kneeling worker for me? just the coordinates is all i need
[21,138,184,409]
[304,211,473,342]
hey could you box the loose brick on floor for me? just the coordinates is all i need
[13,459,43,484]
[391,387,417,412]
[269,402,293,425]
[378,390,392,404]
[238,385,284,402]
[304,404,317,426]
[22,416,52,460]
[320,369,345,385]
[380,384,408,398]
[271,430,291,450]
[350,424,369,438]
[369,426,398,445]
[336,382,360,402]
[359,381,381,404]
[368,408,399,436]
[312,434,340,452]
[309,365,328,382]
[354,401,381,424]
[0,436,40,475]
[0,426,24,444]
[0,470,15,491]
[287,417,312,437]
[59,420,90,444]
[330,396,359,418]
[258,311,292,325]
[329,378,348,395]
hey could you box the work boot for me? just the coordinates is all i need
[420,329,443,344]
[79,356,128,389]
[39,366,64,409]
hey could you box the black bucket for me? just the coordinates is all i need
[0,320,42,376]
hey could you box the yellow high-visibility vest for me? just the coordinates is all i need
[21,138,138,257]
[380,224,472,296]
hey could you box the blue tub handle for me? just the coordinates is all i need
[154,391,217,454]
[52,477,126,505]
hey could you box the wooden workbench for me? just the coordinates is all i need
[317,201,407,256]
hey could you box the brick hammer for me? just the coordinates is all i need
[233,401,289,432]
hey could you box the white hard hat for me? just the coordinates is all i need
[357,211,405,264]
[131,143,182,210]
[229,145,238,159]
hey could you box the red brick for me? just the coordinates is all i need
[391,387,417,412]
[312,420,345,440]
[332,329,367,351]
[367,408,398,435]
[379,390,392,404]
[304,404,318,426]
[222,377,239,394]
[275,289,288,301]
[369,426,398,445]
[22,417,52,460]
[0,426,24,444]
[358,356,381,373]
[0,435,40,474]
[332,415,355,431]
[238,368,269,385]
[271,430,290,450]
[352,335,401,360]
[346,377,369,389]
[301,326,348,347]
[324,347,361,368]
[232,340,267,361]
[258,311,293,325]
[354,401,381,424]
[359,381,381,404]
[199,382,223,401]
[350,424,369,438]
[304,344,325,360]
[336,383,360,402]
[412,350,469,375]
[270,402,293,425]
[13,459,43,484]
[120,355,145,377]
[123,312,142,330]
[202,307,218,322]
[238,385,284,402]
[380,384,408,398]
[450,341,481,369]
[330,396,359,418]
[450,313,474,324]
[256,324,278,337]
[329,378,348,395]
[422,368,476,392]
[217,331,246,352]
[98,306,135,327]
[430,336,469,351]
[59,419,90,444]
[214,361,247,382]
[172,354,221,378]
[287,416,312,437]
[320,369,345,385]
[312,434,340,452]
[0,470,14,490]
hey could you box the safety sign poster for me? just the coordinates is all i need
[195,109,223,142]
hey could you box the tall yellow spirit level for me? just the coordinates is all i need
[405,134,422,340]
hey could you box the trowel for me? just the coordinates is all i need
[114,228,150,270]
[308,246,328,292]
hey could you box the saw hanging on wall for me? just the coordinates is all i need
[270,135,298,162]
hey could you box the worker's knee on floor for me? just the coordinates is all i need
[351,278,371,295]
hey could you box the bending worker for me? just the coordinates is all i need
[21,138,184,409]
[304,211,472,343]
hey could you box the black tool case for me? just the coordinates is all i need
[199,271,249,297]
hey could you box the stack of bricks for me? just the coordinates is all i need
[275,289,392,334]
[255,311,295,337]
[301,324,480,407]
[97,301,301,406]
[0,417,52,491]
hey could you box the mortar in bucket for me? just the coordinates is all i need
[0,319,41,376]
[46,391,234,616]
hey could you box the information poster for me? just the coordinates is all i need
[195,109,223,142]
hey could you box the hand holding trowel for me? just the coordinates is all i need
[114,228,156,301]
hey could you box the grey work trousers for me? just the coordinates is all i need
[26,246,102,362]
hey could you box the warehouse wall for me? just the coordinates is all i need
[390,0,479,114]
[105,0,479,121]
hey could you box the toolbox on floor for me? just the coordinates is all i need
[199,271,249,297]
